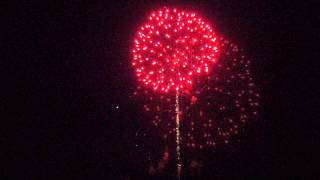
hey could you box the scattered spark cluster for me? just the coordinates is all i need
[132,7,219,92]
[133,37,260,150]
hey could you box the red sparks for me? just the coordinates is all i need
[133,37,260,149]
[132,7,219,93]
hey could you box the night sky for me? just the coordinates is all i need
[5,0,319,179]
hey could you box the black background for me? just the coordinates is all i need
[5,0,319,179]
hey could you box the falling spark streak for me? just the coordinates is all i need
[175,91,182,179]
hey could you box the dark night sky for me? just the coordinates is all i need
[5,0,319,179]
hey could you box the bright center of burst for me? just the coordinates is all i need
[132,7,219,93]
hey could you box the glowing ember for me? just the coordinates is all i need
[132,7,219,93]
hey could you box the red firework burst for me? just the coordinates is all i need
[132,7,219,92]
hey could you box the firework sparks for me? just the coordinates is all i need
[132,7,219,93]
[131,7,260,179]
[133,37,260,149]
